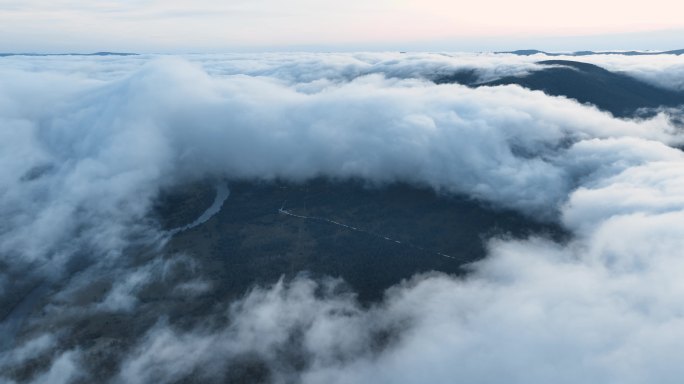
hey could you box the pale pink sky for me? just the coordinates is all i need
[1,0,683,52]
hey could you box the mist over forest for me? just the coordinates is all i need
[1,51,684,383]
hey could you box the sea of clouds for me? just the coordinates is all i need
[1,52,684,383]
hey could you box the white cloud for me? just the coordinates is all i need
[2,55,680,269]
[1,53,684,383]
[120,192,684,383]
[31,350,82,384]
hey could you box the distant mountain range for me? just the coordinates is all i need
[3,49,683,58]
[0,52,137,57]
[500,49,684,56]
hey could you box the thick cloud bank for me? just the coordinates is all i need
[1,52,684,383]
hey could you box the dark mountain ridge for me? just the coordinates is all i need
[501,49,684,56]
[160,179,566,303]
[435,60,684,118]
[0,52,138,57]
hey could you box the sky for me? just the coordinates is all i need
[1,0,683,52]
